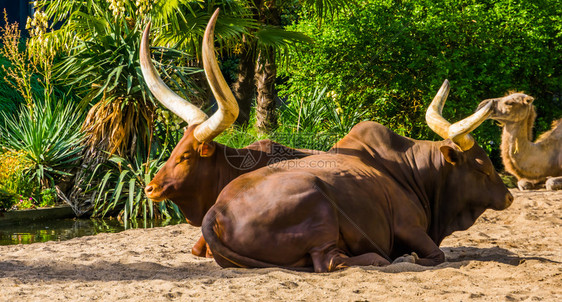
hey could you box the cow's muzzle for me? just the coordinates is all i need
[144,184,165,202]
[503,192,514,209]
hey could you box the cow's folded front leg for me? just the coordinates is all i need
[395,228,445,266]
[337,253,390,268]
[191,235,208,257]
[310,242,390,272]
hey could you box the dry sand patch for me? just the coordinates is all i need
[0,189,560,301]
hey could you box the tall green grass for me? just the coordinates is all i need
[88,148,184,221]
[217,86,369,151]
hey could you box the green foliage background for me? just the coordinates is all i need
[279,0,562,166]
[2,0,561,218]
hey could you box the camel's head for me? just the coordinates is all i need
[477,93,535,123]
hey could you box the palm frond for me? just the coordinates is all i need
[255,26,312,64]
[154,7,257,57]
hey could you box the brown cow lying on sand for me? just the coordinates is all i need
[139,9,321,257]
[201,79,513,272]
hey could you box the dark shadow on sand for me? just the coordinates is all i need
[1,246,559,280]
[442,246,561,265]
[358,246,560,274]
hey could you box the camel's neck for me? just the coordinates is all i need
[501,122,533,153]
[499,110,541,179]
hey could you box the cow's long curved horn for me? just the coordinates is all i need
[193,9,239,143]
[425,80,452,140]
[447,101,493,149]
[426,80,493,150]
[140,22,208,126]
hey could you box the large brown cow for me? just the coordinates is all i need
[140,10,319,257]
[201,80,513,272]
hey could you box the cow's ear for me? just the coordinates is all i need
[198,142,216,157]
[440,145,462,165]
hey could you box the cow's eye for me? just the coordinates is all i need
[477,169,490,176]
[475,159,491,176]
[180,153,191,161]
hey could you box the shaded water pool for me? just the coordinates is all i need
[0,217,186,245]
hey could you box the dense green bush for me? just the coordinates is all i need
[279,0,562,166]
[39,188,56,207]
[0,150,38,208]
[214,86,367,152]
[0,188,16,211]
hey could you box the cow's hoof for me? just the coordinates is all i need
[191,248,206,257]
[206,247,214,258]
[546,177,562,190]
[191,244,207,257]
[517,179,536,191]
[392,252,419,264]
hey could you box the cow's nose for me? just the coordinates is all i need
[504,192,514,208]
[144,185,154,196]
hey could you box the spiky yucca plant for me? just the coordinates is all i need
[0,100,85,188]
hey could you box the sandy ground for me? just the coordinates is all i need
[0,189,560,301]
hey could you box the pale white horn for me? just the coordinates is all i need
[140,22,208,126]
[426,80,492,150]
[193,8,240,143]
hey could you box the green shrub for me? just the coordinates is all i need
[276,85,369,150]
[279,0,562,167]
[39,188,56,207]
[214,103,342,154]
[13,196,36,210]
[0,188,16,211]
[215,87,367,152]
[215,126,267,149]
[0,150,37,202]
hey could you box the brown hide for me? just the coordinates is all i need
[145,128,318,225]
[144,125,320,255]
[202,121,513,272]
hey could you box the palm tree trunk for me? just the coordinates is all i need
[254,0,280,133]
[231,39,256,125]
[254,48,277,132]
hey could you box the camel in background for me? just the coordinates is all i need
[478,93,562,190]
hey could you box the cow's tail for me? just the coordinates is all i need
[201,211,312,272]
